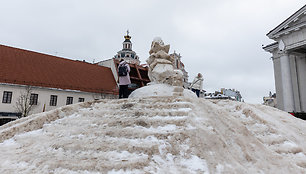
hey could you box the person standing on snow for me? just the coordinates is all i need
[117,59,131,99]
[190,73,203,97]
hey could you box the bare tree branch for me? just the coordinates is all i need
[14,86,36,117]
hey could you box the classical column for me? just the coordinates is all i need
[279,52,295,112]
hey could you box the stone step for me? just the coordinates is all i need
[45,122,190,139]
[104,117,189,129]
[25,146,151,173]
[1,95,197,173]
[48,135,162,156]
[40,124,191,162]
[87,109,191,118]
[100,102,194,110]
[103,97,189,106]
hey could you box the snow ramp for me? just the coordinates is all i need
[0,96,305,174]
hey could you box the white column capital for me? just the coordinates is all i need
[278,50,289,57]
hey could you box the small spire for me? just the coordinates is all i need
[127,29,130,36]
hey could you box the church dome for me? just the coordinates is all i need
[114,31,140,65]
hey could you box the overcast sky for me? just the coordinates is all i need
[0,0,305,103]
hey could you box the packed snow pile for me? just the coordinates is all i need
[129,84,197,99]
[0,93,306,173]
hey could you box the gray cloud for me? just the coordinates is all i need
[0,0,304,103]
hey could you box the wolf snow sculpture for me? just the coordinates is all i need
[146,37,183,87]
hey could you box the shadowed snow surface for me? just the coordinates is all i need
[0,95,306,173]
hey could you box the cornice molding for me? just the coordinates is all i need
[286,39,306,50]
[267,5,306,39]
[263,42,278,53]
[274,21,306,38]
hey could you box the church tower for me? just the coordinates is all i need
[114,30,140,65]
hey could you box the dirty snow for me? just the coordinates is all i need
[129,83,197,99]
[0,86,305,173]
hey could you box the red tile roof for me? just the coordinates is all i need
[0,44,118,94]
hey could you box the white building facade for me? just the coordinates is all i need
[263,92,277,108]
[221,88,242,102]
[264,5,306,115]
[0,84,102,116]
[0,44,118,125]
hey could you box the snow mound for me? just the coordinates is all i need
[0,96,306,174]
[129,84,197,99]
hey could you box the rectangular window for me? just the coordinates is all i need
[66,97,73,105]
[50,95,57,106]
[2,91,12,104]
[30,93,38,105]
[78,98,85,102]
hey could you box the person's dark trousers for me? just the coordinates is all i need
[192,88,200,97]
[119,85,129,99]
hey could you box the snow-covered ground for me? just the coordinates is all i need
[0,85,305,173]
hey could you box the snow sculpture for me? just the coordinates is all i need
[146,37,183,87]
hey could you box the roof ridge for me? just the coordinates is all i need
[0,44,97,66]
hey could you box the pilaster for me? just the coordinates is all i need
[279,52,295,112]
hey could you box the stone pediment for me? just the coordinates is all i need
[287,14,306,28]
[267,5,306,39]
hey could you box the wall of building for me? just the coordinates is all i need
[272,57,285,111]
[295,55,306,112]
[265,6,306,114]
[263,96,277,108]
[223,89,236,97]
[271,51,306,113]
[221,88,242,101]
[98,59,119,83]
[0,84,115,116]
[281,28,306,49]
[289,54,301,112]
